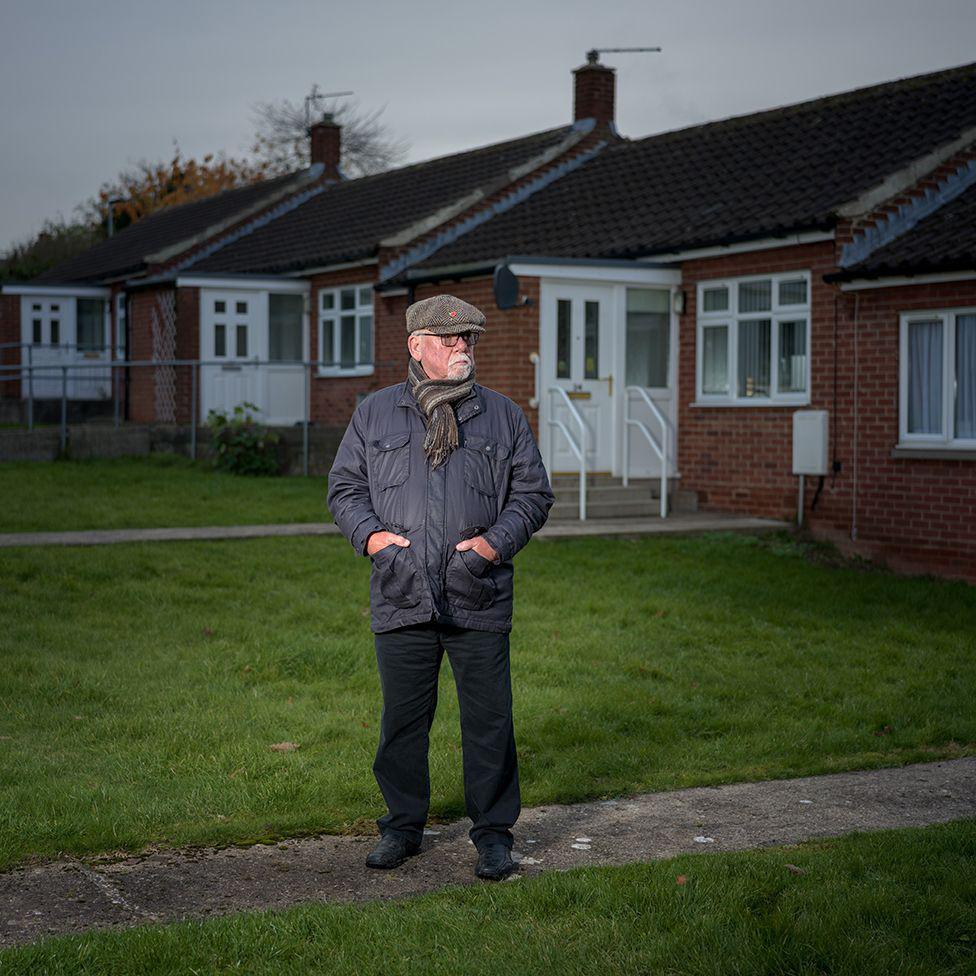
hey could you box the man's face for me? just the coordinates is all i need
[408,331,476,380]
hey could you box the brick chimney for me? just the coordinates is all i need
[573,52,615,128]
[309,113,341,179]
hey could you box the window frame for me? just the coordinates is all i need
[898,306,976,450]
[317,283,374,377]
[695,270,812,406]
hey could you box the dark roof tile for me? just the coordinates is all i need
[32,169,318,284]
[186,125,580,274]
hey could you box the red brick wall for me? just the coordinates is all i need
[308,271,543,437]
[676,240,976,584]
[677,240,838,515]
[127,289,160,423]
[175,286,200,424]
[808,280,976,584]
[0,293,20,401]
[126,286,199,424]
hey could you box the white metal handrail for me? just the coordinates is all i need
[546,385,588,520]
[623,385,673,519]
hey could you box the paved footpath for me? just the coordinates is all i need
[0,513,789,549]
[1,757,973,949]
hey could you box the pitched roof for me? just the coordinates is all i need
[184,124,585,275]
[403,60,976,274]
[828,179,976,281]
[31,168,322,285]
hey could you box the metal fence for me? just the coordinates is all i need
[0,340,389,476]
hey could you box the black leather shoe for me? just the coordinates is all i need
[365,833,422,869]
[475,842,516,880]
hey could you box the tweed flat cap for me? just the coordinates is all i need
[405,294,487,335]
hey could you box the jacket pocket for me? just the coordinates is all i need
[461,434,511,529]
[445,545,496,611]
[370,430,411,526]
[370,430,411,487]
[371,541,423,609]
[462,434,511,496]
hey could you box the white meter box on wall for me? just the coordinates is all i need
[792,410,828,475]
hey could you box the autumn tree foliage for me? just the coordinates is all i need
[80,142,271,234]
[0,217,101,283]
[2,144,270,280]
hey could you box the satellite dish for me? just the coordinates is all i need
[493,264,520,310]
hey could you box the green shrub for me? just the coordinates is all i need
[204,402,281,476]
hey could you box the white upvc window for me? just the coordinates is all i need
[695,271,811,405]
[317,284,374,376]
[899,308,976,449]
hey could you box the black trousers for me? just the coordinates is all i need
[372,620,520,852]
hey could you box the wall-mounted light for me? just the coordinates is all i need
[672,289,686,314]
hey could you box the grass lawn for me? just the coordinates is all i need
[1,529,974,874]
[2,819,973,974]
[0,454,332,532]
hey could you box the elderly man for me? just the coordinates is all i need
[326,294,554,881]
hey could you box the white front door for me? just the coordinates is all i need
[539,282,615,474]
[199,288,308,425]
[200,291,263,423]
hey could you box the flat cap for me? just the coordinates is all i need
[405,294,486,335]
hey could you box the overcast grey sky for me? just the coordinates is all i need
[2,0,975,252]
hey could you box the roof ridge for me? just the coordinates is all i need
[629,59,976,148]
[840,156,976,268]
[379,136,610,283]
[321,123,577,191]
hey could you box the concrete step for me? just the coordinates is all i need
[549,480,699,518]
[552,482,665,502]
[549,497,666,520]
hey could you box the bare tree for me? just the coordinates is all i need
[250,86,410,179]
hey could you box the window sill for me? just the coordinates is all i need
[891,444,976,460]
[316,365,375,378]
[690,399,810,408]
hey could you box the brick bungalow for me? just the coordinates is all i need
[363,60,976,583]
[0,164,332,414]
[4,57,975,582]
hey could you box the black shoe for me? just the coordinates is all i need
[475,842,516,880]
[365,833,422,869]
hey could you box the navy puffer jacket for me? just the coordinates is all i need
[326,380,555,634]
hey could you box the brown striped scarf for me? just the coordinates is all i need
[407,354,476,469]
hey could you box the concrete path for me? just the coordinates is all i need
[1,757,973,949]
[0,513,789,549]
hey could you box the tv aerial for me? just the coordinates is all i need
[585,46,661,63]
[304,85,355,129]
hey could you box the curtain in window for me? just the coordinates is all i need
[702,326,728,394]
[956,314,976,439]
[908,320,942,434]
[738,319,770,397]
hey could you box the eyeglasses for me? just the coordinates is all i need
[413,330,480,347]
